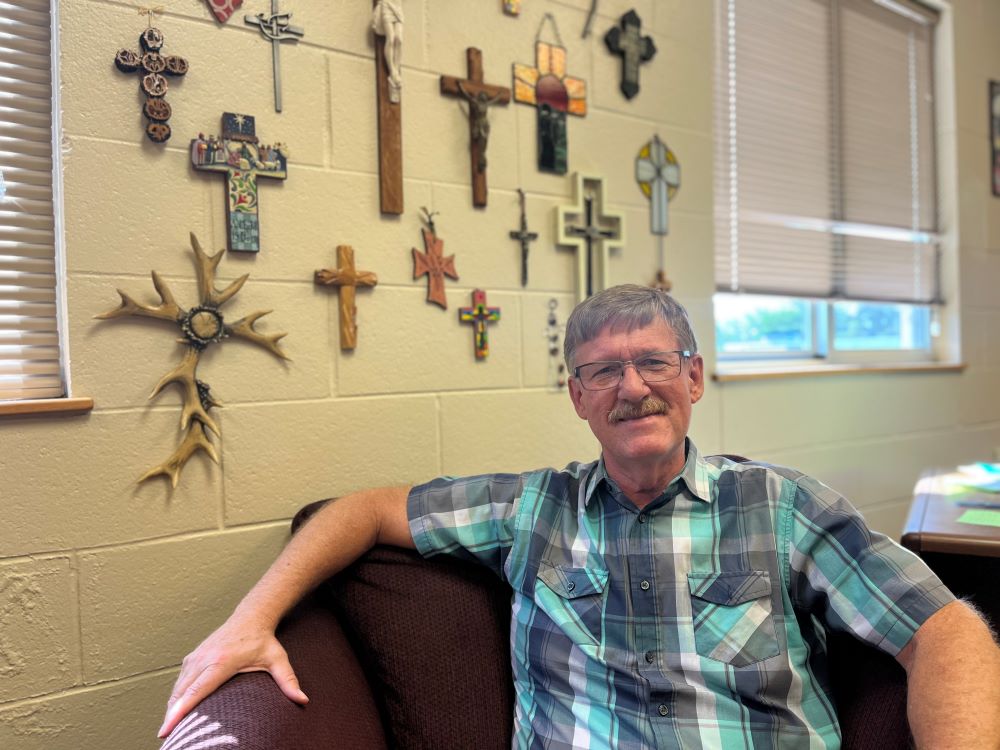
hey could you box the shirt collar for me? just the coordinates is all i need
[583,439,713,508]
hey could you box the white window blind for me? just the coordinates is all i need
[0,0,63,401]
[714,0,941,305]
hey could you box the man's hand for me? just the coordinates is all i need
[157,618,308,739]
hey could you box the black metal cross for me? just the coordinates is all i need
[509,189,538,287]
[245,0,305,112]
[566,195,618,298]
[605,10,656,100]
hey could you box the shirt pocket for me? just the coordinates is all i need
[688,570,780,667]
[535,563,609,649]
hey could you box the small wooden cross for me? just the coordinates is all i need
[508,188,538,287]
[412,208,458,309]
[459,289,501,360]
[605,10,656,100]
[190,112,288,253]
[315,245,378,351]
[114,19,189,143]
[245,0,304,113]
[440,48,511,208]
[373,0,403,214]
[556,174,625,303]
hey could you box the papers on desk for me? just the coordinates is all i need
[954,462,1000,493]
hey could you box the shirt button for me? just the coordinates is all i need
[566,581,576,591]
[645,650,655,664]
[640,579,650,591]
[658,704,669,717]
[638,514,647,524]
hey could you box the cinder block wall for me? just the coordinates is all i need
[0,1,998,747]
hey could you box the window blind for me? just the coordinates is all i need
[0,0,63,401]
[714,0,941,305]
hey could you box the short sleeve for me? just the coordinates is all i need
[786,474,955,656]
[407,472,524,579]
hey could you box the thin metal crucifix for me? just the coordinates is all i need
[508,188,538,287]
[245,0,304,112]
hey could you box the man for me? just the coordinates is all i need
[160,285,1000,748]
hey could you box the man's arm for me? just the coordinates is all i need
[157,486,414,739]
[896,599,1000,749]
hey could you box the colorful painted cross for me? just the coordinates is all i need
[509,188,538,287]
[440,48,511,208]
[204,0,243,23]
[556,174,625,302]
[373,0,403,214]
[190,113,288,253]
[412,208,458,309]
[459,289,501,359]
[605,10,656,100]
[315,245,378,351]
[245,0,304,113]
[114,21,189,143]
[502,0,521,16]
[513,19,586,175]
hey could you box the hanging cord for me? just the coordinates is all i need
[535,13,565,47]
[581,0,599,38]
[136,5,163,26]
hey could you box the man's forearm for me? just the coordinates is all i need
[899,600,1000,749]
[233,486,415,630]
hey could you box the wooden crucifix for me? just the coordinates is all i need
[509,188,538,287]
[412,207,458,309]
[556,174,625,303]
[459,289,501,360]
[244,0,304,113]
[190,112,288,253]
[605,10,656,100]
[315,245,378,351]
[440,48,511,208]
[114,17,189,143]
[373,0,404,214]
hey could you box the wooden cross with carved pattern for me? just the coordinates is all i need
[440,48,511,207]
[412,209,458,309]
[315,245,378,350]
[459,289,501,359]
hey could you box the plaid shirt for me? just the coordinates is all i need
[408,441,954,749]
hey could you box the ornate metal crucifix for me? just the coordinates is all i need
[315,245,378,351]
[459,289,501,360]
[412,208,458,309]
[244,0,304,113]
[113,11,189,143]
[190,112,288,253]
[440,48,510,208]
[556,174,625,303]
[605,10,656,100]
[509,188,538,287]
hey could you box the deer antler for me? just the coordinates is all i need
[190,232,249,308]
[227,310,290,361]
[94,271,183,322]
[138,421,219,489]
[149,348,221,435]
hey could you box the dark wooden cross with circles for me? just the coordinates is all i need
[458,289,501,360]
[439,48,511,208]
[412,208,459,309]
[556,174,624,302]
[509,188,538,287]
[315,245,378,351]
[190,112,288,253]
[604,10,656,100]
[244,0,304,112]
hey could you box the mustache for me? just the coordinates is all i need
[608,397,669,424]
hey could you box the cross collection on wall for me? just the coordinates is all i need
[103,2,683,485]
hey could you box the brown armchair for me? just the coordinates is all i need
[161,499,912,750]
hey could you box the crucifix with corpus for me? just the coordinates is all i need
[440,48,510,208]
[315,245,378,351]
[190,112,288,253]
[636,134,680,290]
[244,0,304,113]
[372,0,404,214]
[556,173,626,303]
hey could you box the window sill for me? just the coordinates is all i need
[0,397,95,417]
[712,362,966,382]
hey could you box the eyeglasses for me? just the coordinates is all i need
[573,350,691,391]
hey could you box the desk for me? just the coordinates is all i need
[902,470,1000,625]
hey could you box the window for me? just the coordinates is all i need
[713,0,942,365]
[0,0,66,402]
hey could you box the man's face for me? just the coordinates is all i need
[567,318,704,478]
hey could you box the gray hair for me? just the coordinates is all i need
[563,285,698,371]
